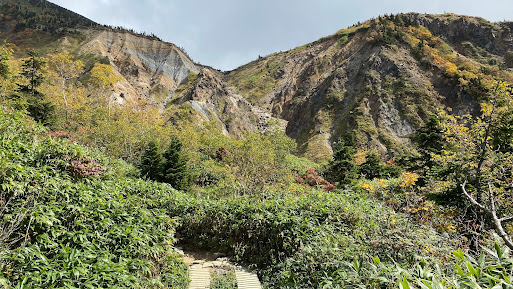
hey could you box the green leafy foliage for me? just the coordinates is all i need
[325,135,358,185]
[326,135,402,186]
[401,241,513,288]
[0,44,12,80]
[168,188,455,288]
[358,152,402,179]
[0,109,188,288]
[210,269,237,289]
[2,12,513,289]
[140,140,163,181]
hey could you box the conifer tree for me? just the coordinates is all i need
[408,114,448,187]
[18,50,45,98]
[17,50,55,126]
[358,152,401,179]
[161,135,191,191]
[325,135,358,185]
[139,140,163,181]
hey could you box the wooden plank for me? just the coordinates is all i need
[236,269,262,289]
[188,265,210,289]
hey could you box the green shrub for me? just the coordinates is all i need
[0,109,189,288]
[400,241,513,288]
[167,189,455,288]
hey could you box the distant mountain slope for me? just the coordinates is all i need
[2,1,513,161]
[0,0,97,49]
[225,13,513,161]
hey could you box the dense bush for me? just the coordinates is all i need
[166,188,455,288]
[0,109,189,288]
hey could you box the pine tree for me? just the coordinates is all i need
[325,135,358,185]
[17,50,55,126]
[139,140,163,181]
[161,135,191,191]
[409,115,447,181]
[359,152,401,179]
[18,50,45,97]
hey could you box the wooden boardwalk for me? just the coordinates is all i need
[188,264,210,289]
[235,268,262,289]
[181,247,262,289]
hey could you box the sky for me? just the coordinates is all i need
[48,0,513,71]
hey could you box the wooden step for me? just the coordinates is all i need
[188,265,210,289]
[236,269,262,289]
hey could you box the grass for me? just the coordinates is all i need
[210,268,237,289]
[226,57,284,104]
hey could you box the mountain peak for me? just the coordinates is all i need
[0,0,97,31]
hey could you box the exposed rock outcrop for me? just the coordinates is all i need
[80,29,200,105]
[226,14,511,161]
[401,13,513,56]
[177,68,286,137]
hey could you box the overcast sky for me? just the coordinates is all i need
[48,0,513,71]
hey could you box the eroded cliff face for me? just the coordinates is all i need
[402,13,513,57]
[79,29,201,105]
[75,30,283,137]
[173,68,286,137]
[224,27,431,160]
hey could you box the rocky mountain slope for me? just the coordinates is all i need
[225,14,513,160]
[2,1,513,161]
[77,29,200,104]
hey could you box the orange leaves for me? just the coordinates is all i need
[399,172,418,189]
[401,24,497,95]
[360,182,375,194]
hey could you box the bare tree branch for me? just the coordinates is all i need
[460,181,491,214]
[461,181,513,250]
[501,216,513,223]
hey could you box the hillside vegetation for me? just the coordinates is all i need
[0,109,189,288]
[226,14,513,161]
[2,2,513,288]
[3,102,513,288]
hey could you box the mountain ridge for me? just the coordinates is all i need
[2,1,513,161]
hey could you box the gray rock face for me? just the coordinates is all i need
[81,30,200,103]
[176,68,286,137]
[401,13,513,56]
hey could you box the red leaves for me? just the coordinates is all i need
[67,157,106,177]
[45,130,76,142]
[294,167,335,192]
